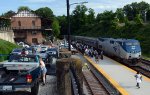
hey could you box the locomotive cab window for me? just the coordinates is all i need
[126,43,132,45]
[133,42,139,45]
[98,38,105,42]
[118,42,123,46]
[110,40,114,44]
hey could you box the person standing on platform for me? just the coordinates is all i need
[100,50,103,60]
[94,50,99,63]
[135,71,142,88]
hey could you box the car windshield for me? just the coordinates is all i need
[40,51,46,53]
[26,48,32,51]
[47,48,56,51]
[41,47,46,48]
[9,55,38,62]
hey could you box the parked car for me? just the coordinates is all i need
[11,48,22,55]
[17,42,29,48]
[30,45,41,52]
[46,48,59,58]
[41,46,48,51]
[0,54,41,95]
[71,45,77,54]
[17,42,24,47]
[38,50,48,62]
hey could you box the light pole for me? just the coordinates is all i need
[144,10,147,23]
[66,0,88,51]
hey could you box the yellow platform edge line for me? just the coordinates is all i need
[84,56,129,95]
[105,56,150,82]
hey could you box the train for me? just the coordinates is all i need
[71,36,142,64]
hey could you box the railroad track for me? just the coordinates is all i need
[132,66,150,78]
[74,48,119,95]
[141,59,150,66]
[106,55,150,79]
[131,59,150,78]
[83,69,110,95]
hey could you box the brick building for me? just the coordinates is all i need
[11,10,51,45]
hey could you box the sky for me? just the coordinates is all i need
[0,0,150,16]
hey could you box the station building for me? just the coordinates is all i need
[11,10,52,45]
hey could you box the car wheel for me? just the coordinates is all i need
[31,80,39,95]
[0,92,3,95]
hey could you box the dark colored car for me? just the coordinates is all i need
[11,48,22,55]
[46,48,59,58]
[0,54,41,95]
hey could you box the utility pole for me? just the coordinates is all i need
[144,10,147,23]
[66,1,88,51]
[66,0,71,51]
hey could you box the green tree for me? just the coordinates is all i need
[147,9,150,21]
[52,19,60,37]
[116,8,125,23]
[87,8,95,24]
[57,15,67,35]
[134,14,143,26]
[18,6,31,12]
[35,7,54,20]
[123,1,150,21]
[123,4,134,20]
[0,10,15,27]
[71,5,88,35]
[35,7,54,29]
[97,11,117,32]
[2,10,15,18]
[138,1,150,20]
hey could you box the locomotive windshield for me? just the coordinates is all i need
[125,42,139,46]
[123,41,141,53]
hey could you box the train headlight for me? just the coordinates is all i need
[129,56,131,59]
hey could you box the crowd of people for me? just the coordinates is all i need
[72,41,103,63]
[72,41,143,89]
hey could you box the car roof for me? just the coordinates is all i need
[10,54,38,57]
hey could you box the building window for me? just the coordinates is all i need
[32,31,37,35]
[22,13,24,16]
[18,21,21,27]
[27,13,30,16]
[32,20,35,28]
[32,38,38,44]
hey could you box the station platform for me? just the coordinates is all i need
[84,55,150,95]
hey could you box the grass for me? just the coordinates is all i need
[142,55,150,61]
[0,39,19,62]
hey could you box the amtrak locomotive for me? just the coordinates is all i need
[72,36,141,64]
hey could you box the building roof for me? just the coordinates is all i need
[12,10,39,18]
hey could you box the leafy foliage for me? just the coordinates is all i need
[52,18,60,37]
[35,7,54,20]
[57,15,67,35]
[18,6,31,12]
[35,7,60,38]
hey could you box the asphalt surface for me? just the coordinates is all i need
[2,57,58,95]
